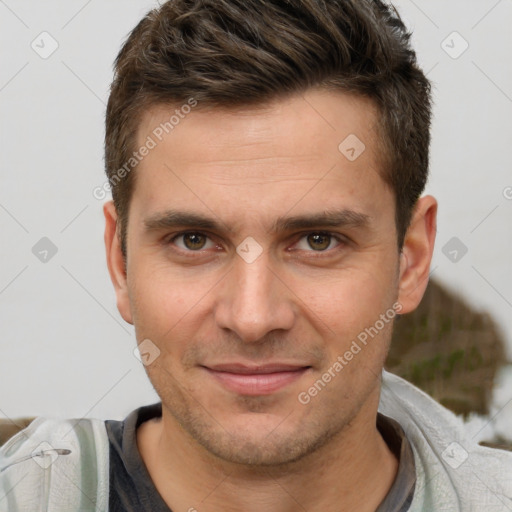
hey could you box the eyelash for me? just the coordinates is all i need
[165,231,347,257]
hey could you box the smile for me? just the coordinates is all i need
[202,364,311,395]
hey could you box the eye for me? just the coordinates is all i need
[171,232,216,251]
[295,232,342,252]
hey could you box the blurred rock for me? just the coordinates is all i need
[387,278,507,418]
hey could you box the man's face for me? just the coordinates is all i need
[115,89,405,465]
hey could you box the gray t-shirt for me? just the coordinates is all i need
[105,403,415,511]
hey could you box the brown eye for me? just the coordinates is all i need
[306,233,332,251]
[174,232,210,250]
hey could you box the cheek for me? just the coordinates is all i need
[128,263,200,339]
[298,266,397,334]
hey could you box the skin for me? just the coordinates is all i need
[104,88,437,512]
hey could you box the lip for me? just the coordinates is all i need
[202,363,311,395]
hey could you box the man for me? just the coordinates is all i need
[1,0,511,511]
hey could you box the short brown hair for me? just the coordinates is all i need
[105,0,432,258]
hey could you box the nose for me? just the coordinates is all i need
[214,251,296,344]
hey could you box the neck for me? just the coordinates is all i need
[137,394,399,512]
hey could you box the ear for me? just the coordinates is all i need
[397,195,437,314]
[103,200,133,325]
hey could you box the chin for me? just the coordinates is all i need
[182,413,341,468]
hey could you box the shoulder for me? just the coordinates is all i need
[0,416,109,511]
[379,370,512,511]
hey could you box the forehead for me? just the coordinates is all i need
[137,88,381,165]
[131,89,391,231]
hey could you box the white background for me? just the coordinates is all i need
[1,1,511,432]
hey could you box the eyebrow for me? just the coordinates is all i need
[142,208,372,234]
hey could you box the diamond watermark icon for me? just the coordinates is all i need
[32,237,58,263]
[338,134,366,162]
[441,31,469,60]
[134,338,161,366]
[31,442,60,469]
[441,441,468,469]
[442,237,468,263]
[31,31,59,59]
[236,236,263,263]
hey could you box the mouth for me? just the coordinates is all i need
[201,363,312,396]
